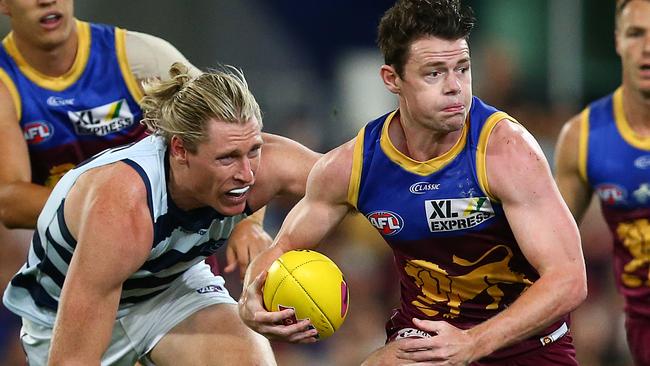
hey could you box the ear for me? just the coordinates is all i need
[169,135,188,164]
[614,30,622,57]
[380,65,401,95]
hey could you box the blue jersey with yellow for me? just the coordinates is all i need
[579,87,650,317]
[348,97,569,360]
[0,20,146,187]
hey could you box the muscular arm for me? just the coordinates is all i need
[49,163,153,365]
[555,114,593,223]
[0,82,51,229]
[466,121,587,360]
[238,140,352,340]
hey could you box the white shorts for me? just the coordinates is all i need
[20,262,236,366]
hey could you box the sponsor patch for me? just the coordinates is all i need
[633,183,650,204]
[395,327,433,340]
[425,197,494,232]
[196,285,225,294]
[67,99,134,136]
[367,210,404,236]
[23,121,53,144]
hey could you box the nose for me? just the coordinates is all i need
[443,73,461,95]
[234,158,255,184]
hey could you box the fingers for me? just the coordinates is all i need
[224,246,237,274]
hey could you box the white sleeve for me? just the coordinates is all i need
[124,30,201,81]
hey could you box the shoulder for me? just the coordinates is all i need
[124,30,200,79]
[307,139,356,201]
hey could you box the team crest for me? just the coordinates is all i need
[367,210,404,236]
[425,197,494,232]
[67,99,134,136]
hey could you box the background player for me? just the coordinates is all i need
[555,0,650,364]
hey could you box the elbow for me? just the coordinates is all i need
[564,267,588,312]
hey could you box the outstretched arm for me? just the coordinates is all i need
[555,113,593,222]
[238,139,353,342]
[49,163,153,364]
[396,120,587,364]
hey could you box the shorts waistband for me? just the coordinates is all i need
[539,322,568,346]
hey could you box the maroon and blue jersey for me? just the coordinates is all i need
[579,87,650,317]
[348,97,570,361]
[0,20,146,187]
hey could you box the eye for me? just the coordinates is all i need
[248,146,261,159]
[217,156,235,165]
[429,70,442,78]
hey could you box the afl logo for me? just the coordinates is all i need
[595,184,626,205]
[634,155,650,169]
[409,182,440,194]
[367,210,404,236]
[23,121,53,145]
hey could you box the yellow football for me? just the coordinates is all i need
[263,249,349,339]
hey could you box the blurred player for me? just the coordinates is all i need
[240,0,587,364]
[555,1,650,364]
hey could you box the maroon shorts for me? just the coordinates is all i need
[625,313,650,366]
[386,309,577,365]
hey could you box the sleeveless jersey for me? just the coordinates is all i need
[0,20,147,187]
[2,136,248,326]
[579,87,650,317]
[349,97,568,359]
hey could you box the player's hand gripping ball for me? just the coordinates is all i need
[263,249,349,339]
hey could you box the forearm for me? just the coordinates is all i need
[0,182,51,229]
[466,266,586,361]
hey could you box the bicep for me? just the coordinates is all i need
[554,118,592,222]
[488,122,582,273]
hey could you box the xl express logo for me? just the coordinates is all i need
[367,210,404,236]
[67,99,134,136]
[23,121,53,144]
[425,197,494,232]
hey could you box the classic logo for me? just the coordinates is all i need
[47,96,75,107]
[395,328,432,340]
[634,155,650,169]
[595,184,626,205]
[23,121,53,144]
[409,182,441,194]
[425,197,494,232]
[367,210,404,236]
[67,99,134,136]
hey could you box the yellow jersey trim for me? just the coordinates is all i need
[476,112,517,202]
[613,87,650,150]
[115,28,143,102]
[0,68,21,120]
[347,126,366,209]
[379,110,468,176]
[2,20,90,91]
[577,108,590,183]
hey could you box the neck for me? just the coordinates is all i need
[11,23,78,77]
[391,111,463,162]
[622,85,650,135]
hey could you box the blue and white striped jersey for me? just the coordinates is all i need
[3,136,248,326]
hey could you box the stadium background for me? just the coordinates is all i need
[0,1,631,365]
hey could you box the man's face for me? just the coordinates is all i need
[396,36,473,133]
[0,0,75,50]
[182,118,263,216]
[616,0,650,96]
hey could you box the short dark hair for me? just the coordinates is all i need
[377,0,476,77]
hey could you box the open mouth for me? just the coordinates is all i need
[40,13,62,26]
[226,186,250,199]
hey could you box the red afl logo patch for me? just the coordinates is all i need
[366,210,404,236]
[23,121,53,145]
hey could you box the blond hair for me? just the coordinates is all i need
[140,62,262,152]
